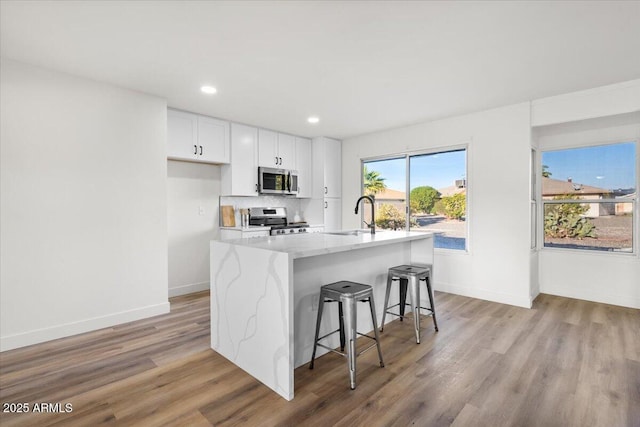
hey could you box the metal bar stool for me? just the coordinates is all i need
[309,281,385,390]
[380,264,438,344]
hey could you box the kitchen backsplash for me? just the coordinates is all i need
[219,196,310,225]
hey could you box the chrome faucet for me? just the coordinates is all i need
[354,195,375,234]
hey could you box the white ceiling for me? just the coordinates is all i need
[2,1,640,139]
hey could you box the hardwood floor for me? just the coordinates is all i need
[1,291,638,426]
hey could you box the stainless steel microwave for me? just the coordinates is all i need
[258,167,298,196]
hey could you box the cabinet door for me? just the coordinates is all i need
[230,123,258,196]
[277,133,296,169]
[258,129,278,167]
[198,116,230,164]
[324,138,342,198]
[167,109,198,160]
[324,198,342,232]
[295,137,312,198]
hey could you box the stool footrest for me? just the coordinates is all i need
[384,308,435,318]
[317,328,342,342]
[357,342,380,357]
[315,341,380,358]
[356,332,378,340]
[315,343,348,357]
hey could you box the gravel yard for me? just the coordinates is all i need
[545,214,632,251]
[410,214,633,252]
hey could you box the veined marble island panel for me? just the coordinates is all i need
[210,231,434,400]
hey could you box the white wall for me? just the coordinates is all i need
[342,103,533,308]
[0,59,170,351]
[534,110,640,309]
[167,161,221,297]
[531,79,640,127]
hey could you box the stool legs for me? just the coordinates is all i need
[342,296,357,390]
[380,273,393,332]
[368,296,385,368]
[399,278,408,321]
[408,276,421,344]
[338,302,346,351]
[309,295,325,370]
[424,276,439,332]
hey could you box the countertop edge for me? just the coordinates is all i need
[291,232,434,259]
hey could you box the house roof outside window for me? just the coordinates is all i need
[541,177,610,197]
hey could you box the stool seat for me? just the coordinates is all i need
[388,264,431,278]
[321,281,373,300]
[309,280,384,390]
[381,264,438,343]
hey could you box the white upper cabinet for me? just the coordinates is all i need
[312,137,342,198]
[258,130,296,169]
[295,137,312,198]
[221,123,258,196]
[167,109,198,160]
[197,115,230,163]
[258,129,278,168]
[167,108,230,164]
[277,133,296,169]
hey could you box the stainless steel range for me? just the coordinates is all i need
[248,207,309,236]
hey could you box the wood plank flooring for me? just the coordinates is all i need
[1,291,638,426]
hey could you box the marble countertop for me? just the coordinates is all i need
[219,225,271,231]
[219,230,434,259]
[220,224,325,231]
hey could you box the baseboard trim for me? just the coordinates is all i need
[539,286,640,309]
[435,282,532,308]
[168,281,210,298]
[0,302,170,352]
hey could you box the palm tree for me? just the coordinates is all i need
[363,165,387,195]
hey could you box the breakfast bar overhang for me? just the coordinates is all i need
[210,231,434,400]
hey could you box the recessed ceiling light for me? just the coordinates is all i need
[200,86,217,95]
[307,116,319,124]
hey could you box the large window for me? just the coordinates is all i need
[362,157,407,230]
[362,148,467,250]
[540,141,636,253]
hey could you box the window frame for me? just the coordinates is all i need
[531,148,537,251]
[537,139,638,256]
[360,143,470,253]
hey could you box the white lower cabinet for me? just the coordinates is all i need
[323,198,342,232]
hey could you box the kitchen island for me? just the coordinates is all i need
[210,230,434,400]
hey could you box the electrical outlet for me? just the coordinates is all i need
[311,295,319,311]
[199,206,205,216]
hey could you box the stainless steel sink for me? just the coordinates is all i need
[324,229,372,236]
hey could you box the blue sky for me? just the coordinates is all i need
[364,150,466,192]
[542,142,636,190]
[364,142,637,193]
